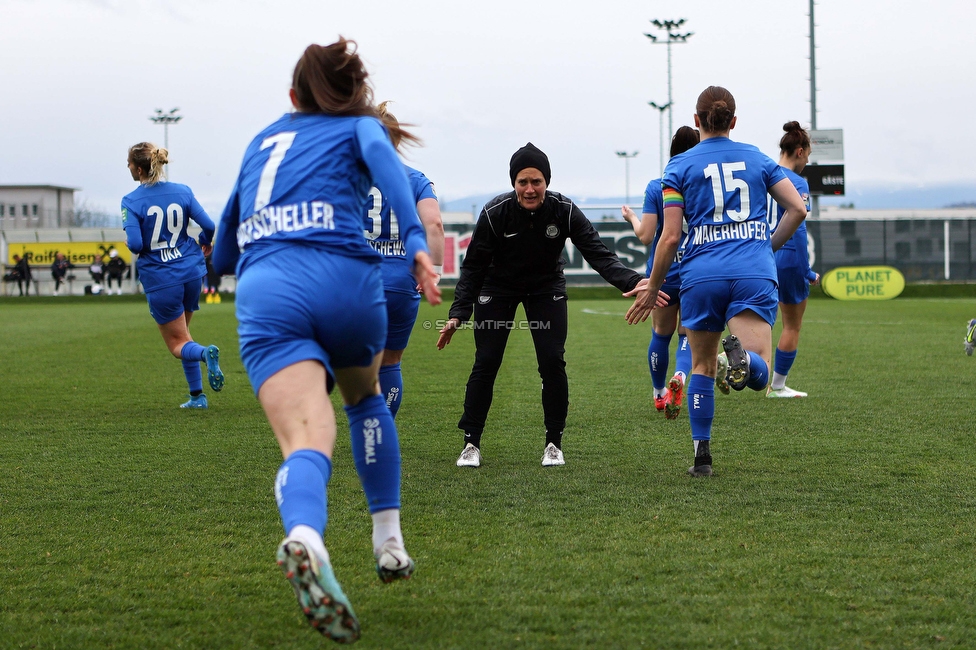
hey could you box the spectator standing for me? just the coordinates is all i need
[11,254,33,296]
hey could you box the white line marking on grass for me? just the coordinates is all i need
[581,308,627,316]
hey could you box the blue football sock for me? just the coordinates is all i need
[648,331,674,391]
[274,449,332,536]
[675,335,692,380]
[180,341,206,361]
[378,362,403,418]
[181,359,203,394]
[687,374,714,441]
[746,351,770,391]
[345,394,401,514]
[774,348,797,376]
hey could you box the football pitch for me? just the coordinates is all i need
[1,293,975,649]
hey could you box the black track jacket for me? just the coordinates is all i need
[449,190,643,322]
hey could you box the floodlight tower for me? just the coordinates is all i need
[615,151,639,206]
[149,108,182,176]
[808,0,819,220]
[648,101,671,177]
[645,19,693,141]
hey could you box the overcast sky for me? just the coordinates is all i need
[2,0,974,216]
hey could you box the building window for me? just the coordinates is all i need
[22,205,28,217]
[32,204,38,216]
[895,242,911,260]
[9,205,15,216]
[894,220,910,233]
[916,239,933,256]
[0,204,4,216]
[845,239,861,256]
[840,221,856,237]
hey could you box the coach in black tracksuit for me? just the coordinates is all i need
[437,143,644,468]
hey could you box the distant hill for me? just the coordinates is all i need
[442,183,976,213]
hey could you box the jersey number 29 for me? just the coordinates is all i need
[148,204,184,250]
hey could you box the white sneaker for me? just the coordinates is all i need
[541,442,565,467]
[767,386,808,398]
[374,538,416,583]
[456,443,481,467]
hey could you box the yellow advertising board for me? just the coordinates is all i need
[6,242,132,266]
[821,266,905,300]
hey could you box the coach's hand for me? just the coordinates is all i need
[437,318,461,350]
[623,279,669,324]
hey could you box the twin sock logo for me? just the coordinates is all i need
[363,417,383,465]
[274,466,289,506]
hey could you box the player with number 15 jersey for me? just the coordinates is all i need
[663,134,786,295]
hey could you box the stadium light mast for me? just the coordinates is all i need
[645,19,693,141]
[648,101,672,177]
[808,0,819,220]
[149,107,182,176]
[615,151,639,206]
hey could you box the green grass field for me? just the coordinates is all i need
[2,294,975,649]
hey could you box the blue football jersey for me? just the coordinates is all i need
[768,167,812,254]
[365,165,436,294]
[662,137,787,288]
[121,182,213,292]
[641,177,688,279]
[214,112,428,277]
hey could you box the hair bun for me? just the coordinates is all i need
[783,120,802,133]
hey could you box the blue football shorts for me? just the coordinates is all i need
[380,261,421,351]
[645,264,681,308]
[775,251,811,305]
[679,278,778,332]
[384,289,421,351]
[146,277,203,325]
[235,247,386,395]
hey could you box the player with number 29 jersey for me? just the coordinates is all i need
[122,182,214,292]
[663,137,786,291]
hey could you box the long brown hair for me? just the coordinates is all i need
[292,38,418,148]
[376,101,421,152]
[695,86,736,133]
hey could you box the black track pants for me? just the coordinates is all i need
[457,293,568,437]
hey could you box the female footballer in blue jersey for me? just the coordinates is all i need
[626,86,807,477]
[622,126,700,420]
[369,102,445,418]
[122,142,224,409]
[768,121,819,398]
[212,39,440,644]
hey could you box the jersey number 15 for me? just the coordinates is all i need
[704,162,751,223]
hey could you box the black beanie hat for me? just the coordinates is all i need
[509,142,551,186]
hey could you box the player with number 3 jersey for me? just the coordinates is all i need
[122,142,225,410]
[625,86,807,477]
[212,39,440,644]
[366,102,444,419]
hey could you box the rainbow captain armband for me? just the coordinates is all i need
[662,187,684,210]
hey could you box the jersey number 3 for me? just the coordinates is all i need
[704,162,750,223]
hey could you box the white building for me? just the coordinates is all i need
[0,185,76,229]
